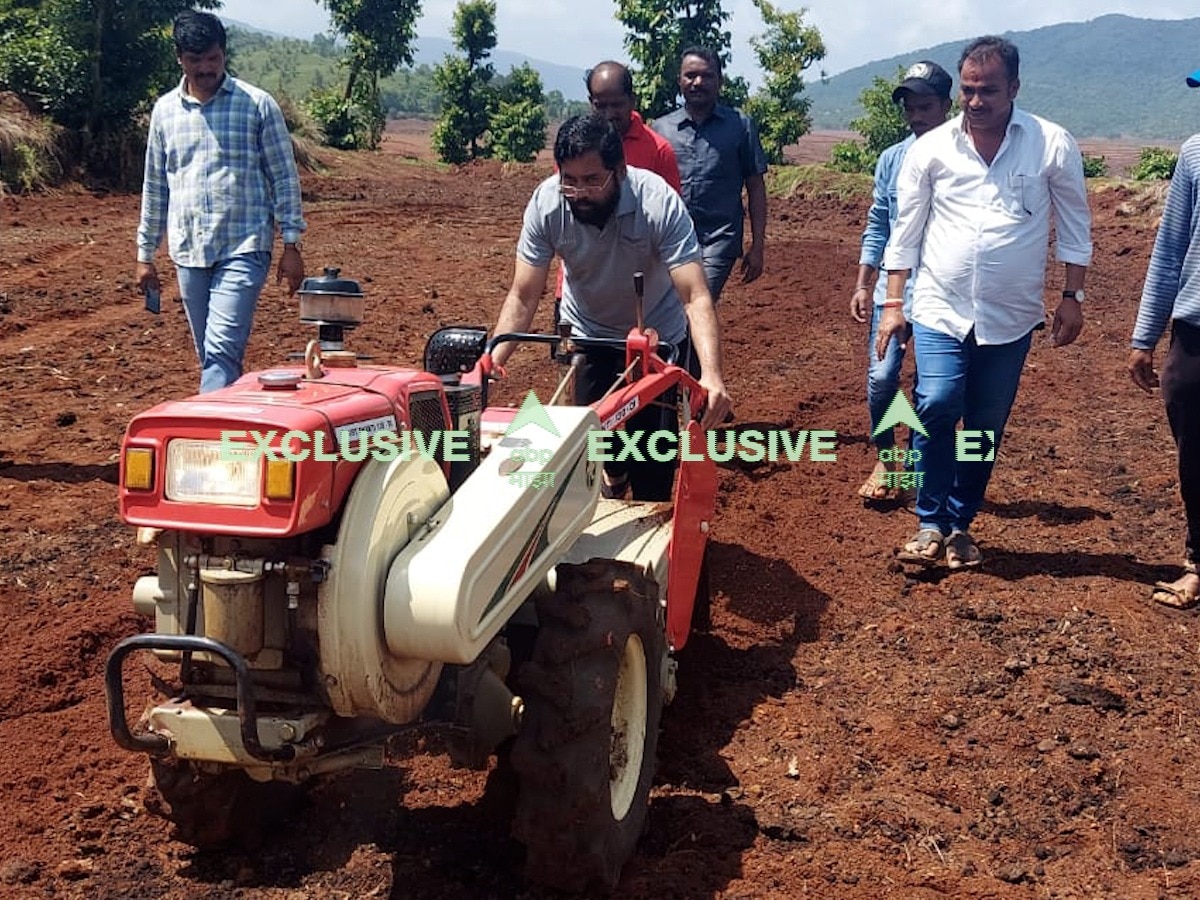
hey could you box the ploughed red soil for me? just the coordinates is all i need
[2,123,1198,899]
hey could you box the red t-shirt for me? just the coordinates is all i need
[622,111,682,192]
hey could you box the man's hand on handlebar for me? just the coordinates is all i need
[478,353,508,381]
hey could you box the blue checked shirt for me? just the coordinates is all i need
[137,75,305,266]
[1133,133,1200,348]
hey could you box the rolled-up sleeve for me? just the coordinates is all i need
[1048,133,1093,265]
[860,152,892,267]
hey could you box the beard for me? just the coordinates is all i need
[568,192,618,228]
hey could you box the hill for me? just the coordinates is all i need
[410,36,588,101]
[224,20,589,106]
[809,14,1200,141]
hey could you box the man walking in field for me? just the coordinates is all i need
[136,10,306,392]
[877,36,1092,570]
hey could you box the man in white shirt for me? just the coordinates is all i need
[877,35,1093,569]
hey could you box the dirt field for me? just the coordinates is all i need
[2,123,1199,899]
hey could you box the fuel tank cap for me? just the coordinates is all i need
[258,371,303,390]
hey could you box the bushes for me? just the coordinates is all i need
[1130,146,1178,181]
[1081,153,1108,178]
[827,140,875,175]
[304,84,385,151]
[0,93,63,192]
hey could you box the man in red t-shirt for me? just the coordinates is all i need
[553,61,683,307]
[588,61,681,191]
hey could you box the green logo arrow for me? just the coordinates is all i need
[505,390,560,438]
[872,389,927,439]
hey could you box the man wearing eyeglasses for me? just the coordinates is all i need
[551,62,683,317]
[490,113,732,500]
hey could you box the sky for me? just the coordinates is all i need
[216,0,1199,80]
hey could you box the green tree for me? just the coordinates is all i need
[317,0,421,149]
[829,69,909,174]
[0,0,218,142]
[852,72,909,157]
[827,140,874,174]
[491,62,546,162]
[542,89,587,122]
[741,0,823,164]
[431,0,498,163]
[616,0,733,119]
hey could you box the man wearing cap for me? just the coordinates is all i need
[1128,67,1200,608]
[851,61,953,503]
[876,35,1092,570]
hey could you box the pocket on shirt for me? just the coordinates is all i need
[1005,172,1049,219]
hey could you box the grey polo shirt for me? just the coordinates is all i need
[652,104,768,260]
[517,167,700,344]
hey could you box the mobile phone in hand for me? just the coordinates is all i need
[144,286,161,315]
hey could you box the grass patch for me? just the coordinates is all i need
[768,163,872,201]
[0,93,63,193]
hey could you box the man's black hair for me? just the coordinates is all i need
[173,9,227,55]
[679,45,722,77]
[553,113,625,169]
[585,61,634,98]
[959,35,1019,82]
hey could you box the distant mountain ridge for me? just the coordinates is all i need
[224,18,589,100]
[226,14,1199,140]
[810,14,1200,141]
[410,36,589,101]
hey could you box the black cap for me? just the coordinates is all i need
[892,61,953,103]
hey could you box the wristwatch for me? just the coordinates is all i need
[1062,289,1085,302]
[285,241,303,252]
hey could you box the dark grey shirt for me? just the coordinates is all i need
[516,167,700,343]
[652,104,768,260]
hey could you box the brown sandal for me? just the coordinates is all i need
[945,531,984,570]
[1151,561,1200,609]
[857,471,896,501]
[896,529,945,566]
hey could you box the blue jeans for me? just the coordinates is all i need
[176,252,271,393]
[867,303,910,451]
[702,251,736,303]
[911,322,1033,535]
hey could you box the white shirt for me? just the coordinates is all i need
[883,108,1093,345]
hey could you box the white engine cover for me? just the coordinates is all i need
[318,454,450,722]
[383,405,600,663]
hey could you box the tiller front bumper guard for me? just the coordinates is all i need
[105,634,297,763]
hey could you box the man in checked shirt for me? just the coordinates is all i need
[135,10,306,392]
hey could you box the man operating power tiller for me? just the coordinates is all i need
[490,113,733,501]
